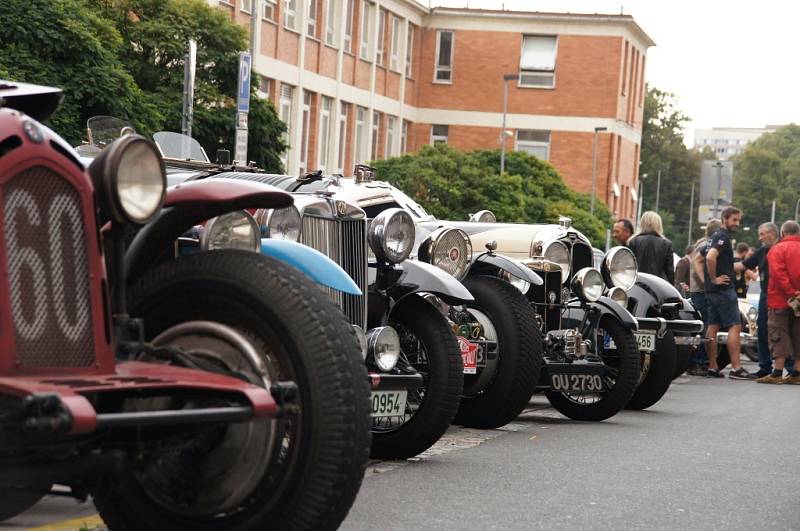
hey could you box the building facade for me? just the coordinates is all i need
[693,126,780,160]
[215,0,653,217]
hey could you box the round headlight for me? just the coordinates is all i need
[607,286,629,308]
[353,325,368,360]
[602,246,638,290]
[201,210,260,252]
[418,227,472,280]
[257,206,301,241]
[747,306,758,322]
[469,210,496,223]
[543,241,571,282]
[87,134,166,225]
[368,208,415,264]
[367,326,401,372]
[571,267,604,303]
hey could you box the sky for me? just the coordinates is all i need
[427,0,800,144]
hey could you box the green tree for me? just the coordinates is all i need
[371,144,614,247]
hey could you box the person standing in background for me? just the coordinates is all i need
[733,242,752,299]
[613,219,634,246]
[628,211,675,285]
[686,219,721,376]
[675,244,694,295]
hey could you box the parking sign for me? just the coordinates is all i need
[237,52,251,113]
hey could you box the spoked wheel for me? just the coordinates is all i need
[93,251,370,531]
[545,316,641,421]
[626,331,677,410]
[370,295,463,460]
[453,276,542,429]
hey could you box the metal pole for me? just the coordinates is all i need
[771,200,776,224]
[636,175,645,229]
[713,162,723,218]
[655,169,661,212]
[181,39,197,138]
[688,181,695,244]
[795,197,799,221]
[500,77,509,176]
[605,228,611,252]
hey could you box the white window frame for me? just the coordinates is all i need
[371,111,380,161]
[359,1,372,61]
[390,16,401,72]
[325,0,337,46]
[430,124,448,145]
[258,76,272,99]
[386,116,396,158]
[240,0,253,14]
[299,91,312,173]
[307,0,318,37]
[279,84,294,169]
[405,24,414,78]
[433,30,454,84]
[515,129,551,160]
[337,102,349,173]
[318,96,333,172]
[519,35,557,89]
[354,106,367,164]
[262,0,276,21]
[401,119,408,153]
[375,9,386,66]
[283,0,298,31]
[343,0,354,52]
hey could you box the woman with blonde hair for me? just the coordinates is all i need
[627,210,675,284]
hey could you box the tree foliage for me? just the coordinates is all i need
[0,0,286,170]
[371,144,614,247]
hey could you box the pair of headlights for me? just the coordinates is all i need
[201,206,302,252]
[540,243,637,292]
[570,269,630,306]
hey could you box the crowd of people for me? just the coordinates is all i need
[613,208,800,384]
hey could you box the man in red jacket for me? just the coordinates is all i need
[757,220,800,384]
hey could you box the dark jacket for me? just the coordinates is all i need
[627,232,675,285]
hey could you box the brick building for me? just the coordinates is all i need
[215,0,654,217]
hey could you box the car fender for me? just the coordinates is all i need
[468,252,543,285]
[627,272,683,317]
[260,239,361,295]
[388,260,474,306]
[126,179,293,283]
[561,296,638,331]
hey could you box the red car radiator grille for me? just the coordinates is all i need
[3,167,95,368]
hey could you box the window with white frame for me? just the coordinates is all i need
[318,96,333,171]
[515,129,550,160]
[279,84,294,169]
[307,0,318,36]
[431,124,448,145]
[434,30,454,83]
[325,0,337,45]
[299,91,312,173]
[354,106,367,164]
[284,0,297,30]
[371,111,381,160]
[386,116,396,158]
[258,76,272,99]
[405,24,414,77]
[262,0,276,21]
[519,35,557,88]
[401,119,409,153]
[390,16,401,72]
[375,9,387,66]
[359,1,372,60]
[343,0,354,52]
[337,102,350,173]
[241,0,253,13]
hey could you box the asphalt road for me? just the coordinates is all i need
[7,360,800,530]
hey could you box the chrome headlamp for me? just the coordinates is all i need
[368,208,415,264]
[256,205,301,241]
[468,210,496,223]
[201,210,260,252]
[418,227,472,280]
[87,134,166,225]
[543,241,570,282]
[367,326,401,372]
[602,246,638,290]
[607,286,629,308]
[571,267,604,303]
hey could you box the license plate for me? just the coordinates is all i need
[457,336,478,374]
[635,332,656,352]
[370,390,407,418]
[550,373,605,393]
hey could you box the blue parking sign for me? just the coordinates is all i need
[237,52,252,113]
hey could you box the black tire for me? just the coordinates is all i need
[626,331,677,410]
[453,276,542,429]
[93,251,371,531]
[545,316,641,422]
[370,294,463,460]
[673,344,692,379]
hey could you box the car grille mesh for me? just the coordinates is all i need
[4,167,95,368]
[301,216,368,329]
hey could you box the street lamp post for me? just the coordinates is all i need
[795,197,800,221]
[712,161,724,218]
[655,169,662,212]
[590,126,607,215]
[636,173,647,229]
[499,73,518,176]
